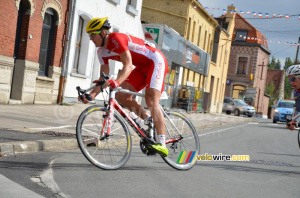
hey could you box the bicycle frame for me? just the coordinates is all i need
[101,87,182,145]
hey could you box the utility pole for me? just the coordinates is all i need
[295,37,300,64]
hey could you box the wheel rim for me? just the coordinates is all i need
[77,107,131,170]
[162,112,200,170]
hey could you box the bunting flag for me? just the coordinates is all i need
[197,6,300,20]
[265,13,269,18]
[237,34,299,47]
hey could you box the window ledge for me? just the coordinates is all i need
[37,76,55,82]
[106,0,120,5]
[236,73,247,76]
[71,73,87,79]
[126,5,138,16]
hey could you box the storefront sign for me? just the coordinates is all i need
[143,24,210,76]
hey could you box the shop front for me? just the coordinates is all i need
[143,24,210,112]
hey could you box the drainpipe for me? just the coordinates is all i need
[57,0,76,104]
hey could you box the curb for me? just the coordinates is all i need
[0,139,78,156]
[0,118,253,156]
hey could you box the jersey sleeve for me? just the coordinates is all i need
[108,33,129,54]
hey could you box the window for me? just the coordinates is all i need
[38,9,57,76]
[237,57,248,74]
[236,30,247,41]
[192,21,196,43]
[197,25,201,46]
[187,17,191,40]
[203,30,207,50]
[232,85,246,99]
[126,0,138,16]
[73,16,84,73]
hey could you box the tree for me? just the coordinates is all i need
[275,59,281,70]
[268,56,276,69]
[284,77,292,99]
[284,57,294,70]
[265,81,279,106]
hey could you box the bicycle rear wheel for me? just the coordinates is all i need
[76,105,131,170]
[162,111,200,170]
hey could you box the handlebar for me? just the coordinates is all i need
[76,72,110,101]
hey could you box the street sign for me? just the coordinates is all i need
[244,97,254,103]
[246,88,256,94]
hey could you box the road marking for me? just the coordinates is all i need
[29,125,75,130]
[0,174,44,197]
[198,123,251,137]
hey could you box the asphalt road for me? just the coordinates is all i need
[1,118,299,198]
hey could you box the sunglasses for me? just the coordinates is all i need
[289,76,299,82]
[89,31,101,38]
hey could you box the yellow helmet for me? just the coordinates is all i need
[86,17,111,33]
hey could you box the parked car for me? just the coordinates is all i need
[223,97,256,117]
[273,100,295,123]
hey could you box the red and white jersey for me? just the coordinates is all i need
[97,33,157,68]
[97,32,168,93]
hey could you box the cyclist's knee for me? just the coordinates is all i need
[117,93,133,105]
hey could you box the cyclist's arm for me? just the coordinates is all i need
[89,64,110,99]
[115,50,133,84]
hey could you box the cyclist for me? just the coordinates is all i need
[79,17,168,156]
[285,64,300,130]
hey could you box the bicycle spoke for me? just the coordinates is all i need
[76,106,131,170]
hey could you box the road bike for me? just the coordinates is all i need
[75,73,200,170]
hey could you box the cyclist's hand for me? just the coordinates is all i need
[104,79,120,89]
[78,95,89,104]
[286,121,296,130]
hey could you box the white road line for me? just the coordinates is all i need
[198,123,251,137]
[29,125,75,130]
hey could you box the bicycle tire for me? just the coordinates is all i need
[298,130,300,149]
[161,111,200,170]
[76,105,132,170]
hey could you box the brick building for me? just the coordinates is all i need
[0,0,69,104]
[225,13,271,118]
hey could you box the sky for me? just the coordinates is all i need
[199,0,300,68]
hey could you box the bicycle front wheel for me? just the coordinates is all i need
[298,130,300,149]
[76,105,132,170]
[162,111,200,170]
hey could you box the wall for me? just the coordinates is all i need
[63,0,145,101]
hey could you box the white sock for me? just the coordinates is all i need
[157,135,165,145]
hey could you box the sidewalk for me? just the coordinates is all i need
[0,103,252,156]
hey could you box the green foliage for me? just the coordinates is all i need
[275,59,281,70]
[284,57,294,70]
[284,77,292,99]
[265,81,279,106]
[284,57,294,99]
[268,56,276,69]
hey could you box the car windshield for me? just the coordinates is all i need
[277,102,294,108]
[234,99,247,106]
